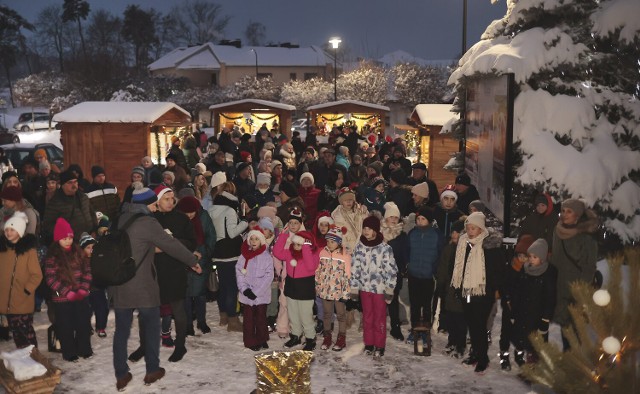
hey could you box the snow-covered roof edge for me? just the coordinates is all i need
[53,102,191,123]
[306,100,390,112]
[411,104,458,126]
[209,99,296,111]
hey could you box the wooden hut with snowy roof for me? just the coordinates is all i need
[53,101,191,196]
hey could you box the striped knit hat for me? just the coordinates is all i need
[325,225,346,244]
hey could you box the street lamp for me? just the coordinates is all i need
[329,37,341,101]
[250,48,258,78]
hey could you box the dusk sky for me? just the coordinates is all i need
[7,0,507,61]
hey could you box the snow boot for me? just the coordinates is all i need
[197,321,211,334]
[373,347,385,359]
[321,331,332,350]
[421,332,432,356]
[462,352,478,366]
[302,338,316,351]
[499,352,512,371]
[168,346,187,362]
[514,349,525,367]
[390,325,404,341]
[128,347,145,362]
[284,334,301,348]
[475,359,489,374]
[227,316,243,332]
[161,331,174,348]
[186,325,195,336]
[332,333,346,351]
[266,316,276,333]
[363,345,375,355]
[315,319,324,335]
[405,331,414,344]
[219,312,228,326]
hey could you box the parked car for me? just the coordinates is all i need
[13,114,57,132]
[0,143,63,170]
[17,111,49,123]
[0,125,19,144]
[290,118,308,140]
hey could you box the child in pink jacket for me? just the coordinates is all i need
[273,229,318,351]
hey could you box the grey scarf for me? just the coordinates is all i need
[524,260,549,277]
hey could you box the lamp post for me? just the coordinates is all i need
[250,48,258,78]
[329,37,341,101]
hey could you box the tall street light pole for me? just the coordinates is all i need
[250,49,258,78]
[329,37,341,101]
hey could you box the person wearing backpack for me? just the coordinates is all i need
[109,183,202,391]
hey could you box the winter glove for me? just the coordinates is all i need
[77,289,89,300]
[66,291,79,302]
[538,319,549,335]
[243,289,257,300]
[384,293,394,304]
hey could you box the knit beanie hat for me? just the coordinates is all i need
[236,162,251,174]
[257,206,277,223]
[162,171,175,183]
[269,160,283,172]
[0,186,23,202]
[258,217,274,233]
[325,225,346,244]
[53,217,74,242]
[177,187,195,199]
[176,196,201,213]
[534,194,549,207]
[464,211,486,230]
[240,151,252,162]
[455,173,471,186]
[280,181,298,198]
[79,232,96,249]
[317,215,334,226]
[132,166,145,178]
[247,228,267,246]
[561,198,585,218]
[91,165,105,178]
[59,169,78,185]
[195,163,207,174]
[383,202,401,219]
[469,200,486,213]
[515,234,536,254]
[210,171,227,188]
[337,187,356,204]
[154,185,173,200]
[362,215,381,233]
[411,182,429,199]
[527,238,549,262]
[440,185,458,201]
[416,206,435,223]
[131,181,158,205]
[300,172,314,185]
[367,161,383,175]
[256,172,271,186]
[289,208,303,224]
[39,161,51,171]
[1,171,18,184]
[4,212,28,238]
[450,220,465,234]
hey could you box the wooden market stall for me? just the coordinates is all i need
[306,100,390,142]
[53,101,191,196]
[409,104,460,189]
[209,99,296,139]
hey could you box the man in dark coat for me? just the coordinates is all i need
[454,173,480,215]
[386,169,413,217]
[110,183,201,390]
[382,145,412,179]
[407,163,439,207]
[311,148,347,191]
[42,170,97,244]
[233,162,255,204]
[85,165,121,221]
[168,136,189,173]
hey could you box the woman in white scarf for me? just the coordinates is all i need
[450,212,505,374]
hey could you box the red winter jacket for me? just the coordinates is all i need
[298,186,320,229]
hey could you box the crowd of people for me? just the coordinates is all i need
[0,123,599,390]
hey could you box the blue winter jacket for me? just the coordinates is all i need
[407,225,444,279]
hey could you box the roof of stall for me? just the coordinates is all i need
[209,99,296,112]
[306,100,390,112]
[53,102,190,123]
[410,104,458,126]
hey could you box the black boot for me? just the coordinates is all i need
[390,325,404,341]
[168,346,187,362]
[499,351,512,371]
[266,316,276,333]
[315,320,324,335]
[186,325,195,336]
[302,338,316,351]
[514,350,525,367]
[197,322,211,334]
[128,347,145,362]
[284,334,301,348]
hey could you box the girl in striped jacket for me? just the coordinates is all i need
[45,218,93,362]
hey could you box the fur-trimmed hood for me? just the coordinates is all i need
[555,209,599,240]
[483,229,503,249]
[0,233,38,255]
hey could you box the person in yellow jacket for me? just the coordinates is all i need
[0,212,42,348]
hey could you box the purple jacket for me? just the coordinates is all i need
[236,249,274,306]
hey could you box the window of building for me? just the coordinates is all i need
[211,73,217,86]
[290,73,297,81]
[304,73,318,80]
[257,73,272,79]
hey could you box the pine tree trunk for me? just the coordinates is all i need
[77,18,87,63]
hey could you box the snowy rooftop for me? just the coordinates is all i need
[411,104,458,126]
[53,102,190,123]
[209,99,296,111]
[149,43,332,71]
[377,50,455,68]
[307,100,390,112]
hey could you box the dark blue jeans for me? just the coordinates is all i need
[89,288,109,330]
[185,296,207,325]
[113,307,160,379]
[216,261,238,317]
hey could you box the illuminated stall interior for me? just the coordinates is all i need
[209,99,296,139]
[409,104,460,189]
[306,100,390,141]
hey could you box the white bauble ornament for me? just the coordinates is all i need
[241,268,247,275]
[593,289,611,306]
[290,259,297,267]
[602,336,621,354]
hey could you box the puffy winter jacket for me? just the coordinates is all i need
[350,236,397,296]
[407,225,444,279]
[208,192,248,262]
[236,249,274,306]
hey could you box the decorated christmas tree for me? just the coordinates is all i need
[448,0,640,245]
[521,247,640,393]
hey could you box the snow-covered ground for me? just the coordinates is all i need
[0,301,544,393]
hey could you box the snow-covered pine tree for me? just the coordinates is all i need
[391,62,450,107]
[337,61,387,104]
[449,0,640,245]
[280,78,333,111]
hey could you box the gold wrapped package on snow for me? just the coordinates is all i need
[255,350,313,393]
